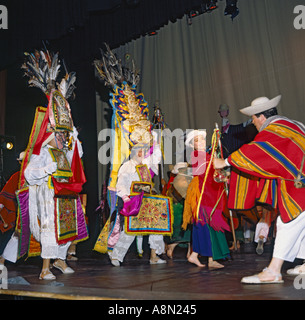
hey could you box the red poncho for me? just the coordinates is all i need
[0,171,19,232]
[228,118,305,223]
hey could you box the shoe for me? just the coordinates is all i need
[39,271,56,280]
[287,263,305,275]
[241,267,283,284]
[150,258,167,264]
[110,259,120,267]
[256,239,264,255]
[53,262,75,274]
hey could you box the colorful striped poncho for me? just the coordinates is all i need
[227,116,305,223]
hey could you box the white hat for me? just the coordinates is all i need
[185,130,206,147]
[17,151,26,161]
[240,95,281,117]
[171,162,188,174]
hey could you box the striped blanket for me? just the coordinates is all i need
[228,117,305,223]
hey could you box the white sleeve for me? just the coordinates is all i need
[142,144,162,175]
[24,148,55,186]
[116,162,134,198]
[225,158,231,167]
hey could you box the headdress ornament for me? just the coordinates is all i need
[94,43,153,189]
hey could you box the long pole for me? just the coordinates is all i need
[215,123,237,251]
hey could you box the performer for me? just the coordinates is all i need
[164,163,191,259]
[0,152,24,265]
[218,103,256,158]
[93,44,173,266]
[19,49,88,280]
[183,130,230,268]
[214,95,305,283]
[218,103,258,249]
[254,206,276,255]
[108,143,167,266]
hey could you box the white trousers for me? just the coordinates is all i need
[273,212,305,262]
[254,222,270,243]
[111,230,165,262]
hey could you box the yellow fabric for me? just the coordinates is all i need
[108,117,131,189]
[182,176,200,230]
[93,217,111,254]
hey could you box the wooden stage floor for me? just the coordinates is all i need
[0,241,304,301]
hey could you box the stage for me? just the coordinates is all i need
[0,242,304,301]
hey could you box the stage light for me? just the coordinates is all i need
[224,0,239,20]
[147,30,158,36]
[207,0,218,12]
[186,1,214,26]
[0,136,14,151]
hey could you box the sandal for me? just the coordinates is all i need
[39,270,56,280]
[241,267,283,284]
[150,258,167,264]
[287,263,305,275]
[53,261,75,274]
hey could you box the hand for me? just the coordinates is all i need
[122,195,131,203]
[213,158,227,170]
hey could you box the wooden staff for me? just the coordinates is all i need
[0,207,8,229]
[214,123,238,251]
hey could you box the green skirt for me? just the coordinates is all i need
[208,224,230,260]
[167,203,191,247]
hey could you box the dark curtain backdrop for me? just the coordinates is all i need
[1,0,208,70]
[96,0,305,191]
[0,70,6,135]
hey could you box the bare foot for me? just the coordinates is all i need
[188,253,206,267]
[166,243,177,259]
[208,260,224,269]
[186,244,191,259]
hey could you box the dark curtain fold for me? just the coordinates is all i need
[1,0,206,70]
[0,70,7,136]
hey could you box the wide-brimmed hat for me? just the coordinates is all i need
[171,162,188,174]
[240,95,281,116]
[185,130,206,147]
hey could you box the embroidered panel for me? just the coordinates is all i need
[136,164,152,182]
[49,148,73,181]
[130,181,153,195]
[125,194,173,236]
[54,197,78,245]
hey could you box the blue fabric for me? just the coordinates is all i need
[192,222,213,257]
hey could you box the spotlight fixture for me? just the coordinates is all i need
[186,0,217,25]
[207,0,218,12]
[147,30,158,36]
[224,0,239,20]
[0,136,14,151]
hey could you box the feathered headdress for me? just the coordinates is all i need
[19,49,77,189]
[94,43,152,190]
[22,49,76,134]
[22,49,76,99]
